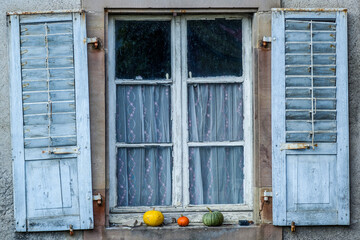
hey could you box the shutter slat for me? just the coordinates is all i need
[49,80,75,90]
[286,120,337,131]
[50,123,76,136]
[48,57,74,68]
[23,103,48,114]
[47,22,73,34]
[286,99,336,110]
[50,68,74,79]
[52,101,76,112]
[22,69,47,80]
[286,132,337,142]
[21,24,45,35]
[48,45,73,57]
[286,110,337,120]
[21,36,46,47]
[20,13,72,23]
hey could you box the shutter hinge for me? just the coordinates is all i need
[264,190,272,202]
[93,193,103,206]
[262,36,272,48]
[87,37,100,49]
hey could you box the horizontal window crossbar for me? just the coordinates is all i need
[187,141,244,147]
[187,76,244,84]
[116,143,173,148]
[114,79,172,85]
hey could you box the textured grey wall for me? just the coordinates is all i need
[282,0,360,239]
[0,1,83,239]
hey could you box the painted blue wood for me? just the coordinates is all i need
[335,9,350,225]
[19,13,72,23]
[271,9,287,226]
[72,12,94,230]
[272,8,349,226]
[9,14,27,232]
[10,12,93,232]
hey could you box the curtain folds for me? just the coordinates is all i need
[188,84,244,204]
[116,85,172,206]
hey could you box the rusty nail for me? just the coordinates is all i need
[291,221,296,232]
[69,224,74,236]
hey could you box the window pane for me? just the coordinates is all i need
[115,21,171,80]
[188,83,243,142]
[189,146,244,204]
[117,147,172,206]
[116,85,171,143]
[187,19,242,77]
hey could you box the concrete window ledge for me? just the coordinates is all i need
[109,223,257,230]
[99,224,282,240]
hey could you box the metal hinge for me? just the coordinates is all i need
[87,37,100,49]
[264,190,273,202]
[93,193,102,206]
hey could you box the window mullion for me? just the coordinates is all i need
[172,16,183,208]
[180,16,191,207]
[108,17,118,209]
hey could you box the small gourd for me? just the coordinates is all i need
[143,208,164,227]
[177,215,189,227]
[202,207,224,226]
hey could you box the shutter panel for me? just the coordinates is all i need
[272,9,349,226]
[9,12,93,232]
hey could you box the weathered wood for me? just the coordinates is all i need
[335,10,349,225]
[107,16,117,209]
[110,211,253,225]
[73,12,94,230]
[271,9,287,226]
[10,12,93,232]
[20,13,72,24]
[272,9,349,226]
[9,14,27,232]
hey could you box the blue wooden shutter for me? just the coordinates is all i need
[9,12,93,232]
[272,9,349,226]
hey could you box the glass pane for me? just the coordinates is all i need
[116,85,171,143]
[187,19,242,77]
[189,146,244,204]
[188,83,243,142]
[117,147,172,206]
[115,21,171,80]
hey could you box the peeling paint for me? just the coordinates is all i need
[280,143,318,150]
[272,8,347,12]
[7,9,85,15]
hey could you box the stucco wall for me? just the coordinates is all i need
[281,0,360,239]
[0,1,84,239]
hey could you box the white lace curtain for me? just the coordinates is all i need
[116,84,244,206]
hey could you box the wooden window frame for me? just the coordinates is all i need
[107,14,253,223]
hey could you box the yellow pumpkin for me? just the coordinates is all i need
[143,208,164,226]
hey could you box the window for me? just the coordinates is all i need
[108,15,252,222]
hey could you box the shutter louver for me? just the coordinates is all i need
[272,9,349,226]
[9,12,93,232]
[285,19,337,144]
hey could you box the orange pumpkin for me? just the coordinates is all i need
[177,215,189,227]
